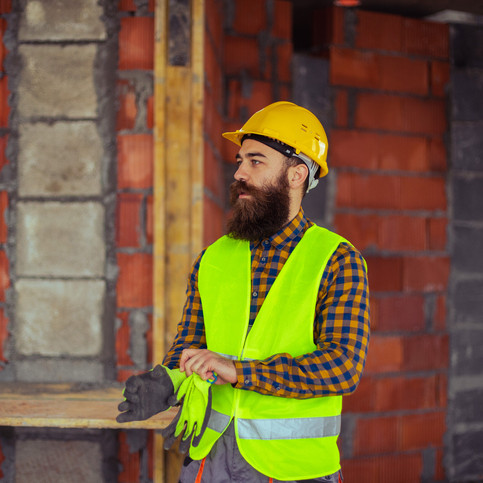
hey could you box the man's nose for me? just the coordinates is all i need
[234,161,248,181]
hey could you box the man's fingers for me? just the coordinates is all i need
[121,391,140,404]
[118,400,131,412]
[125,376,142,393]
[116,411,135,423]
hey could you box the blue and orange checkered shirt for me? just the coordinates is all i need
[163,207,370,398]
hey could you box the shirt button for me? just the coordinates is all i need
[263,240,270,246]
[252,291,258,297]
[244,379,250,385]
[261,257,266,262]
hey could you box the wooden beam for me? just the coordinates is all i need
[0,383,176,430]
[153,0,204,481]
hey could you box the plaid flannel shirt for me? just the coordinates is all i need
[163,207,370,398]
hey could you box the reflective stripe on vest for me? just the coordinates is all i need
[237,415,341,440]
[207,410,341,441]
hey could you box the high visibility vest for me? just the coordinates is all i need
[191,225,349,480]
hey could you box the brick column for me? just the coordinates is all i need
[324,8,450,482]
[447,22,483,481]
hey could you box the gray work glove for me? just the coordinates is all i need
[116,365,186,423]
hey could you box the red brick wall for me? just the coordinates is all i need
[327,9,450,482]
[115,2,155,481]
[209,0,293,245]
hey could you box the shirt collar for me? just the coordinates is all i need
[253,207,308,251]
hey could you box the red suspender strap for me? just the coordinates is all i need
[194,458,206,483]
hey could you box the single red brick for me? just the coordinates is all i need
[117,134,154,189]
[431,60,450,97]
[364,334,404,374]
[400,411,446,450]
[403,334,449,371]
[355,10,404,52]
[334,90,348,127]
[428,217,447,251]
[145,194,153,245]
[330,130,430,172]
[116,193,143,248]
[379,215,427,251]
[118,0,135,11]
[203,195,225,246]
[354,415,399,455]
[342,453,423,483]
[374,375,438,412]
[0,135,7,174]
[232,0,267,34]
[272,0,292,40]
[437,373,447,408]
[116,79,137,131]
[428,138,447,172]
[343,376,375,412]
[205,34,223,107]
[117,252,153,308]
[0,18,7,70]
[434,294,446,331]
[276,43,293,83]
[403,256,450,292]
[0,307,8,363]
[0,1,11,13]
[400,176,446,211]
[119,17,154,70]
[118,431,141,483]
[355,93,446,135]
[206,0,224,48]
[0,190,7,244]
[0,77,9,127]
[376,294,425,332]
[334,213,379,251]
[336,173,400,210]
[404,18,449,59]
[331,47,428,95]
[364,256,403,292]
[224,36,261,77]
[116,311,133,367]
[0,250,9,302]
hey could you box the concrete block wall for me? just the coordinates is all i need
[447,22,483,482]
[323,9,450,482]
[0,0,119,480]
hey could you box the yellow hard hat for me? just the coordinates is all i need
[222,101,329,177]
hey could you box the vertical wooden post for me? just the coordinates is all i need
[153,0,204,481]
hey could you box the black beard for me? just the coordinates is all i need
[226,172,291,242]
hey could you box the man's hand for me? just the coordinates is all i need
[117,365,183,423]
[180,349,237,385]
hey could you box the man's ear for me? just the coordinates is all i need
[288,163,308,191]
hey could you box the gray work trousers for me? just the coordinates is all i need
[179,422,342,483]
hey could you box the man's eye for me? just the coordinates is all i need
[251,159,261,165]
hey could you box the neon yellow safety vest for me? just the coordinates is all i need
[191,225,349,480]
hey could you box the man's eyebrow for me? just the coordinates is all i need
[235,151,268,160]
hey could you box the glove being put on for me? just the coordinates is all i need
[161,373,212,453]
[117,365,186,423]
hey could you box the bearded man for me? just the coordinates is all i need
[118,102,370,483]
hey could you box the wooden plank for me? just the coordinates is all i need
[0,383,176,430]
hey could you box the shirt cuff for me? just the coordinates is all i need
[233,360,257,389]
